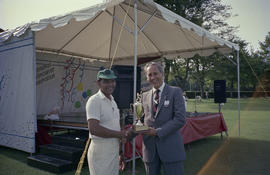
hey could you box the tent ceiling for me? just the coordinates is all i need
[0,0,239,62]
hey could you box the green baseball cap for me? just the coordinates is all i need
[97,69,117,80]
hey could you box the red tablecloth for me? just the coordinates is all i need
[124,132,143,159]
[180,112,227,144]
[36,125,52,145]
[124,112,227,158]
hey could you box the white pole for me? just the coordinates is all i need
[132,0,138,175]
[237,50,240,136]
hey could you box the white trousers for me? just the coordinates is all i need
[88,138,119,175]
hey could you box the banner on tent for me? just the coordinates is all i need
[36,53,106,116]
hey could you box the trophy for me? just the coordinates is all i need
[132,94,149,132]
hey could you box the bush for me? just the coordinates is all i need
[184,91,270,99]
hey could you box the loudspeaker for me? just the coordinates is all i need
[112,65,141,109]
[214,80,226,103]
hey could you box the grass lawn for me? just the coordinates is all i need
[1,98,270,175]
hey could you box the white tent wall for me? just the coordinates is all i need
[0,30,36,153]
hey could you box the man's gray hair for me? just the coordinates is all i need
[144,62,164,74]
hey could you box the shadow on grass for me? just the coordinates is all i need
[184,136,225,175]
[185,136,270,175]
[0,146,52,175]
[0,146,29,164]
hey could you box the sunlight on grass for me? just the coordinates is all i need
[186,97,270,175]
[195,138,270,175]
[196,139,234,175]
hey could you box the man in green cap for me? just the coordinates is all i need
[86,69,127,175]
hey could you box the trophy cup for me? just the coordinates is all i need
[132,94,149,132]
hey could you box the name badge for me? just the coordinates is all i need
[164,100,170,107]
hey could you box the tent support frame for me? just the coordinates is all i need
[105,10,134,35]
[237,50,240,136]
[139,10,158,33]
[132,1,138,175]
[106,6,158,35]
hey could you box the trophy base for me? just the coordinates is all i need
[133,125,149,132]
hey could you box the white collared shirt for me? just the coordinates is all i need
[86,90,120,140]
[152,82,165,103]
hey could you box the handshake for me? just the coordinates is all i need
[120,126,157,143]
[120,127,138,143]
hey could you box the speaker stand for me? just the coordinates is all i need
[218,103,221,113]
[218,103,229,137]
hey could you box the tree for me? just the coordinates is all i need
[258,32,270,63]
[254,32,270,96]
[226,38,270,95]
[154,0,238,39]
[155,0,238,96]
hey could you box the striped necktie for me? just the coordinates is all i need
[153,89,160,115]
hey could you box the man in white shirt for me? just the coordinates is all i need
[86,69,127,175]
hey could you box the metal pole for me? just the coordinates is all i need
[237,50,240,136]
[132,0,138,175]
[194,91,197,112]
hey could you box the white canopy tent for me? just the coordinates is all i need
[0,0,239,60]
[0,0,240,174]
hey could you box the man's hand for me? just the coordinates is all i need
[120,130,127,143]
[119,154,126,171]
[142,127,157,136]
[125,128,138,141]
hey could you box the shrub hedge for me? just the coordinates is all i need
[185,91,270,98]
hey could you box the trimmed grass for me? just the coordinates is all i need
[1,98,270,175]
[184,97,270,175]
[0,147,52,175]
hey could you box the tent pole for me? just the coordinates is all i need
[237,50,240,136]
[132,1,138,175]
